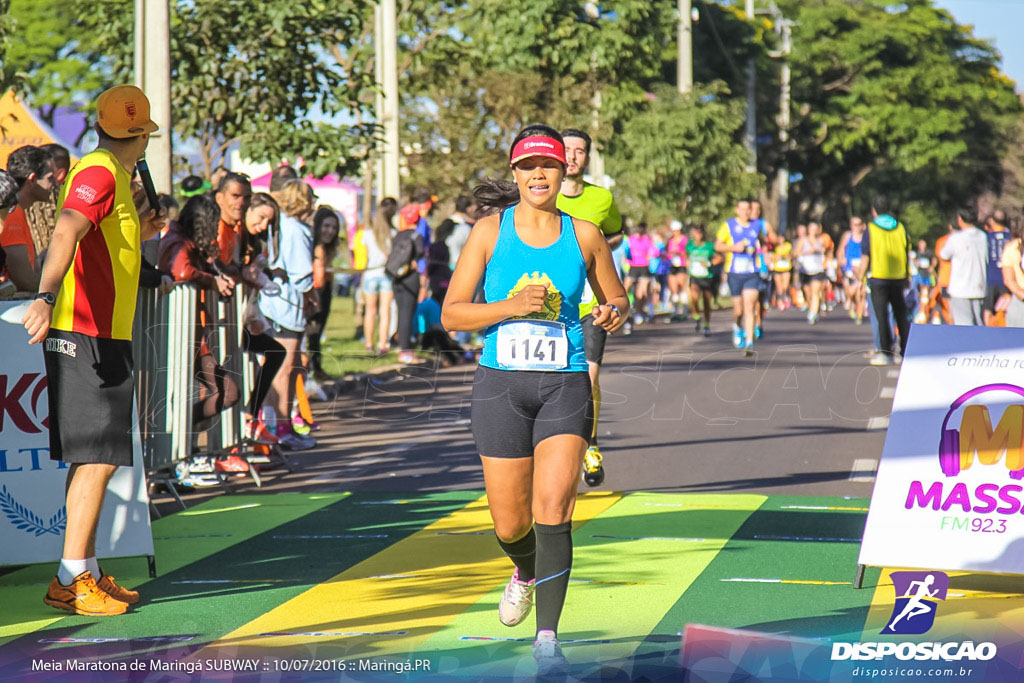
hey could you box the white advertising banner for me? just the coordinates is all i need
[0,301,154,567]
[859,323,1024,574]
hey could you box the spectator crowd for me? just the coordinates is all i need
[0,148,478,459]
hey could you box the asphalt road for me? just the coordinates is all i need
[156,305,897,509]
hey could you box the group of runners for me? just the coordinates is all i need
[25,86,991,676]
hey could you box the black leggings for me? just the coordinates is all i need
[242,330,287,417]
[194,354,240,424]
[306,286,334,374]
[393,274,420,350]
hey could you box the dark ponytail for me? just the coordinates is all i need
[473,123,564,216]
[473,178,519,216]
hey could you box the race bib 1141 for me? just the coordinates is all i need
[496,320,569,371]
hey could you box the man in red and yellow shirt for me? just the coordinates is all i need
[21,85,162,617]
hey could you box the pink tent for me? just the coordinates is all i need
[250,171,360,242]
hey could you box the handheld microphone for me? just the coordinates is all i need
[136,155,161,216]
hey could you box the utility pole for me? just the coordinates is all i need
[745,0,757,172]
[134,0,172,193]
[775,15,792,234]
[678,0,693,95]
[375,0,401,202]
[589,89,604,183]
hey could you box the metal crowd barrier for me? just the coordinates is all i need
[205,285,255,451]
[133,283,197,469]
[134,278,271,502]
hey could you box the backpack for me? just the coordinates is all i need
[385,230,415,279]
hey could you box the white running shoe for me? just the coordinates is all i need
[533,630,569,676]
[498,568,535,627]
[868,351,893,366]
[278,431,316,451]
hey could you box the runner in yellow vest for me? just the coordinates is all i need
[556,129,622,486]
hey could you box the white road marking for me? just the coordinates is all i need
[880,386,895,399]
[866,416,889,431]
[850,458,878,483]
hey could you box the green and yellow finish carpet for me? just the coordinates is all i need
[1,491,1021,680]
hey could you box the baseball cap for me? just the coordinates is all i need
[670,220,683,231]
[181,175,213,198]
[510,135,567,167]
[96,85,159,138]
[400,204,422,227]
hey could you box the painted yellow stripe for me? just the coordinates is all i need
[864,568,1024,642]
[0,493,346,646]
[196,492,623,660]
[415,492,767,678]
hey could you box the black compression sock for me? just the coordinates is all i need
[534,521,573,634]
[496,528,536,582]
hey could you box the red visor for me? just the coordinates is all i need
[510,136,567,167]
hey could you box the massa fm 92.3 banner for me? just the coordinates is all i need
[0,301,152,567]
[860,324,1024,574]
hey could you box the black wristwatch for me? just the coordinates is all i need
[35,292,56,306]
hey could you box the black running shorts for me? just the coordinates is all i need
[44,330,134,466]
[692,277,716,292]
[984,284,1009,314]
[471,365,593,459]
[582,319,607,365]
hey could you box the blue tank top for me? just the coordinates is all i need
[844,234,863,271]
[479,207,588,373]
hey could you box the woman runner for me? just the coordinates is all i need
[686,224,719,336]
[441,124,628,675]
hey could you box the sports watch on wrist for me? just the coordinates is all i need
[35,292,56,306]
[607,304,621,317]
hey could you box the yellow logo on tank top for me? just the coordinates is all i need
[508,272,562,322]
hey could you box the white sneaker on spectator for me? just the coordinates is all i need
[278,432,316,451]
[305,378,328,401]
[868,351,893,366]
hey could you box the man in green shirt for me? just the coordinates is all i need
[556,129,623,487]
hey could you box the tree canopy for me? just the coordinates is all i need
[3,0,1021,234]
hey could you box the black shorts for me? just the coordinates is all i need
[627,266,651,281]
[583,319,607,365]
[808,272,829,283]
[985,284,1009,314]
[44,330,134,466]
[670,265,687,275]
[471,365,593,458]
[692,277,716,292]
[267,318,303,341]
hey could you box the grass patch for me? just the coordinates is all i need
[318,293,439,376]
[318,294,403,376]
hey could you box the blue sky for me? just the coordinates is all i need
[935,0,1024,91]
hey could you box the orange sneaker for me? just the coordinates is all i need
[97,574,140,604]
[44,571,127,616]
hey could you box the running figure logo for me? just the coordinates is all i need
[881,571,948,635]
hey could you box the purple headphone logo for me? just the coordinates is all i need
[938,383,1024,479]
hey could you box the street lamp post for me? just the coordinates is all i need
[775,16,792,234]
[745,0,757,172]
[134,0,172,193]
[375,0,401,202]
[678,0,693,95]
